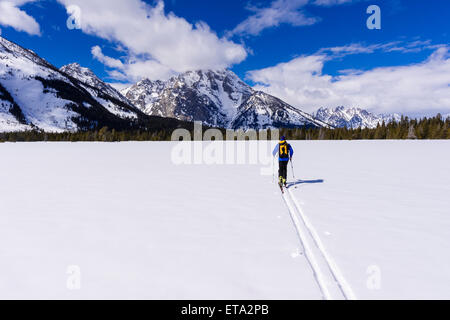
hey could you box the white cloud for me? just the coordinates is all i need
[317,40,445,58]
[227,0,364,37]
[247,46,450,116]
[57,0,247,82]
[0,0,41,36]
[313,0,356,6]
[228,0,317,37]
[107,82,134,92]
[91,45,176,81]
[91,46,124,69]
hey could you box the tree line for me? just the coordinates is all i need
[280,114,449,141]
[0,114,448,142]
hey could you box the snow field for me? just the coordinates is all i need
[0,140,449,299]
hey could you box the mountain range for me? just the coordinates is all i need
[0,35,402,133]
[121,69,329,130]
[0,36,191,133]
[314,107,401,129]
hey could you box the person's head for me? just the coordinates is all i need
[280,136,286,142]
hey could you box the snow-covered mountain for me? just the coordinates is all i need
[231,92,330,130]
[58,62,140,121]
[0,35,328,133]
[122,70,328,130]
[60,63,131,105]
[314,107,401,129]
[122,70,252,128]
[0,36,166,132]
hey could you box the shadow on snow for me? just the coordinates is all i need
[287,179,324,188]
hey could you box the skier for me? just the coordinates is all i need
[272,136,294,189]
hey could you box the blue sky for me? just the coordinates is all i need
[0,0,449,115]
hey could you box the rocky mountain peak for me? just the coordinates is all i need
[314,106,400,129]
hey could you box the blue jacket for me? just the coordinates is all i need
[273,142,294,162]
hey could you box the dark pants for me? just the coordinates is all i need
[279,161,288,181]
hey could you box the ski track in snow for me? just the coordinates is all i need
[282,186,356,300]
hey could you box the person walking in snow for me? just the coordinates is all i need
[273,136,294,188]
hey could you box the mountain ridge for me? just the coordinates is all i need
[4,35,394,133]
[0,36,191,133]
[314,106,400,129]
[122,69,329,130]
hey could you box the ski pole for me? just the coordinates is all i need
[272,157,275,183]
[290,159,296,180]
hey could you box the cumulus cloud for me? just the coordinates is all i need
[247,46,450,116]
[91,46,124,69]
[0,0,41,35]
[91,45,176,81]
[57,0,247,82]
[228,0,317,37]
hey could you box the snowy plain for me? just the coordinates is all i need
[0,140,449,300]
